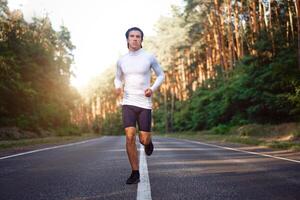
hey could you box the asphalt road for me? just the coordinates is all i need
[0,136,299,200]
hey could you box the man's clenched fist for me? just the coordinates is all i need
[144,88,153,97]
[115,88,122,97]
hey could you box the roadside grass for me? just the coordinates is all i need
[156,123,300,151]
[0,133,100,150]
[1,123,299,152]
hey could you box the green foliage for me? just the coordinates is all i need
[149,0,299,134]
[55,125,81,137]
[144,6,189,70]
[0,3,81,135]
[152,108,167,132]
[83,66,124,135]
[211,124,232,135]
[100,110,123,135]
[153,33,299,132]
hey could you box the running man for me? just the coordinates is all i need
[114,27,165,184]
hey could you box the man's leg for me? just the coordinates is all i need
[139,131,151,145]
[125,126,140,184]
[125,127,138,170]
[139,131,154,156]
[137,107,153,156]
[122,105,140,184]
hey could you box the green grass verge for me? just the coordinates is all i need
[0,133,100,150]
[155,123,300,151]
[156,132,263,146]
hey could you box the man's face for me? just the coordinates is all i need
[127,30,142,51]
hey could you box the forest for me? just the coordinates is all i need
[82,0,300,135]
[0,0,299,139]
[0,1,81,138]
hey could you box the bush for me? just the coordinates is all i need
[100,110,123,135]
[55,125,81,137]
[159,38,299,132]
[212,124,232,135]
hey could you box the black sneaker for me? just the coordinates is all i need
[126,171,140,184]
[144,140,154,156]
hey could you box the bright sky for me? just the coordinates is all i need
[8,0,183,90]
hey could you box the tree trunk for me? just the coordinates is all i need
[213,0,226,71]
[250,0,258,55]
[287,0,294,41]
[259,0,265,30]
[226,0,233,69]
[164,82,168,134]
[206,32,213,82]
[269,0,275,55]
[170,83,175,133]
[234,0,241,59]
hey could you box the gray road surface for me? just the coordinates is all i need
[0,136,299,200]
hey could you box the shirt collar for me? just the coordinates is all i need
[128,48,143,56]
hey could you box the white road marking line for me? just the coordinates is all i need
[181,139,300,164]
[0,138,101,160]
[137,144,152,200]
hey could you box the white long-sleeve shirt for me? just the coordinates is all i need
[114,48,165,109]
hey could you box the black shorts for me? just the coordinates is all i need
[122,105,152,132]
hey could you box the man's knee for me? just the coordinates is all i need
[126,135,136,145]
[139,132,151,145]
[126,127,136,145]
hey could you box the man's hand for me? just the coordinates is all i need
[115,88,123,97]
[144,88,153,97]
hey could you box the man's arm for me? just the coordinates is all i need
[114,60,123,96]
[149,55,165,92]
